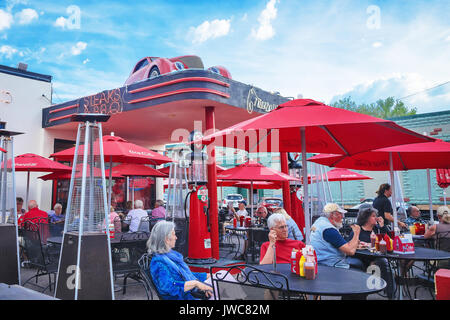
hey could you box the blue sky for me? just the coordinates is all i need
[1,0,449,113]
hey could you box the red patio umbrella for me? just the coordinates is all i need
[39,163,123,180]
[51,135,172,165]
[51,134,172,209]
[196,98,433,243]
[217,160,299,218]
[326,168,372,207]
[308,139,450,225]
[5,153,72,205]
[106,163,167,208]
[436,168,450,206]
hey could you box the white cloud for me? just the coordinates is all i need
[15,8,38,25]
[0,45,18,59]
[0,10,14,31]
[83,58,90,64]
[330,73,450,113]
[251,0,278,41]
[189,19,231,44]
[71,41,87,55]
[54,16,68,29]
[372,41,383,48]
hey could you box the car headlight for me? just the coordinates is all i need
[209,67,220,74]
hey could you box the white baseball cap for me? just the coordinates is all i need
[323,203,347,214]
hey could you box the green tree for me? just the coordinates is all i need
[331,96,417,119]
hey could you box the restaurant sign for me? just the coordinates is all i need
[246,87,278,114]
[81,88,123,115]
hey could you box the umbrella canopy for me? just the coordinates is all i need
[307,140,450,171]
[309,139,450,226]
[39,164,123,180]
[4,153,72,206]
[196,99,434,155]
[325,168,373,182]
[106,163,167,178]
[195,98,433,244]
[436,169,450,189]
[217,160,300,182]
[6,153,72,172]
[51,135,172,165]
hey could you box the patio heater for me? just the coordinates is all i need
[54,114,114,300]
[166,148,190,256]
[0,123,23,285]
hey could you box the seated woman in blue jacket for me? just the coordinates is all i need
[147,220,213,300]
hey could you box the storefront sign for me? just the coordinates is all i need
[246,87,278,114]
[82,88,123,115]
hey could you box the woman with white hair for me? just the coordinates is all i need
[147,220,213,300]
[259,213,305,265]
[124,200,148,232]
[424,206,450,250]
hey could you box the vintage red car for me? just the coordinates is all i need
[124,55,231,85]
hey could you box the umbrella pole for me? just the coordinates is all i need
[444,189,447,207]
[340,181,343,207]
[389,152,398,233]
[301,127,310,244]
[26,171,30,208]
[108,156,112,211]
[251,181,254,219]
[426,168,434,224]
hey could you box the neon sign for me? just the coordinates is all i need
[82,88,123,115]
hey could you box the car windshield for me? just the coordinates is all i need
[227,195,243,200]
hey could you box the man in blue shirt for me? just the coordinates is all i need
[48,203,65,224]
[404,206,426,226]
[310,203,363,270]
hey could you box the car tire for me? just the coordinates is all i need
[149,66,160,79]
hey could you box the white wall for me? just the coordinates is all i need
[0,71,53,210]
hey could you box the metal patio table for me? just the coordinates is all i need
[356,247,450,299]
[246,263,386,298]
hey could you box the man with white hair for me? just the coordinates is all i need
[19,200,49,226]
[259,213,305,265]
[124,200,148,232]
[310,203,362,269]
[48,203,65,224]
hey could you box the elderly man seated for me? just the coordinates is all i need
[124,200,148,233]
[48,203,65,224]
[404,205,426,226]
[260,213,305,265]
[310,203,363,270]
[19,200,49,226]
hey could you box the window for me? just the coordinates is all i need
[134,59,149,72]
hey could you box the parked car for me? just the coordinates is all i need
[124,55,232,85]
[221,194,244,209]
[258,197,283,211]
[350,198,374,210]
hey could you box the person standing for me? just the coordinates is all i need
[372,183,407,230]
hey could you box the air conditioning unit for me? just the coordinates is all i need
[17,63,28,71]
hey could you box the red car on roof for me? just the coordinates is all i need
[124,55,231,85]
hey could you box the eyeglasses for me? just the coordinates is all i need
[275,224,288,230]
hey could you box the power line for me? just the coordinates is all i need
[398,81,450,101]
